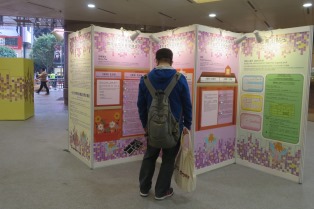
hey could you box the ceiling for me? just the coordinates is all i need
[0,0,313,33]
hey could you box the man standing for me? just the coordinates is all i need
[36,68,49,95]
[137,48,192,200]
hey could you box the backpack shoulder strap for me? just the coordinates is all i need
[164,72,181,96]
[143,74,156,98]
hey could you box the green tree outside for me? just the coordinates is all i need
[0,46,17,58]
[30,34,60,73]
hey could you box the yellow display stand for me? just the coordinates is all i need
[0,58,34,120]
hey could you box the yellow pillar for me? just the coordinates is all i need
[0,58,34,120]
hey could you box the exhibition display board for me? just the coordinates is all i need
[68,27,93,167]
[68,26,152,167]
[152,25,196,100]
[194,25,240,174]
[236,26,312,182]
[0,58,34,120]
[68,24,312,182]
[92,26,151,167]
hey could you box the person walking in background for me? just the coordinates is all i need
[137,48,192,200]
[36,68,49,95]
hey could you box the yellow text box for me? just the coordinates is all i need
[241,94,263,112]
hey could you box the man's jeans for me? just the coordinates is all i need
[139,141,180,197]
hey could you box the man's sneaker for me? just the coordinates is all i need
[154,188,174,200]
[140,191,149,197]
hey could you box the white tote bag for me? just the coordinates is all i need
[174,131,196,192]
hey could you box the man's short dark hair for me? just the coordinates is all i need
[156,48,173,63]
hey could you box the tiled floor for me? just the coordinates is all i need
[0,90,313,209]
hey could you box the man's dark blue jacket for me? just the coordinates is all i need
[137,66,192,133]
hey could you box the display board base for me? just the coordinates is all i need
[93,155,143,168]
[69,148,92,168]
[195,159,235,175]
[236,159,300,183]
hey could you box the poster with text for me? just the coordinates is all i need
[194,25,240,172]
[92,26,151,165]
[122,72,147,137]
[197,25,240,80]
[94,69,148,143]
[152,25,196,69]
[237,26,312,182]
[96,80,121,106]
[93,26,150,69]
[178,68,194,103]
[151,27,196,152]
[68,27,93,166]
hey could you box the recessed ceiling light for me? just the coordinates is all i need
[303,3,312,7]
[88,4,96,8]
[209,13,216,17]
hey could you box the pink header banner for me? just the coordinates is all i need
[95,72,122,79]
[94,30,150,69]
[124,72,146,80]
[152,30,196,69]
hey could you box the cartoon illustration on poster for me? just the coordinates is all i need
[94,109,122,142]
